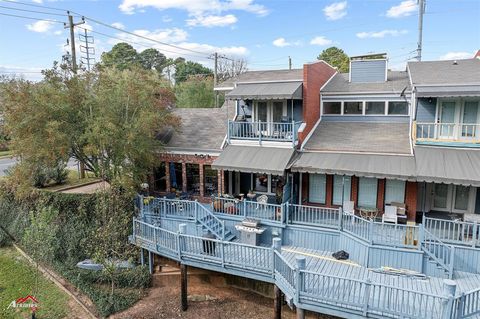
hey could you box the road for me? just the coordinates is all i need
[0,157,79,177]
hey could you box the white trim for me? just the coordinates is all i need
[163,149,221,156]
[236,79,303,85]
[214,86,234,91]
[319,71,338,92]
[416,83,480,87]
[300,117,322,151]
[348,60,352,82]
[385,59,388,81]
[301,149,414,157]
[322,91,412,96]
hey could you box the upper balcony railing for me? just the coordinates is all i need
[414,121,480,145]
[227,120,302,146]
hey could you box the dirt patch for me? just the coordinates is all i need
[110,266,336,319]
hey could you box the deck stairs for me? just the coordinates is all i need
[196,203,236,241]
[421,229,453,279]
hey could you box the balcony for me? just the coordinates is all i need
[227,120,302,146]
[414,121,480,147]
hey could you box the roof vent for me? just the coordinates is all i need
[453,60,458,65]
[349,53,388,83]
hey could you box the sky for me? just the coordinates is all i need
[0,0,479,81]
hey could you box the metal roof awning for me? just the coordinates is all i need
[290,152,416,181]
[226,81,303,100]
[415,147,480,187]
[416,85,480,97]
[212,145,295,175]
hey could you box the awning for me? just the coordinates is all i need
[416,85,480,97]
[212,145,295,175]
[415,146,480,186]
[290,152,416,181]
[226,81,303,100]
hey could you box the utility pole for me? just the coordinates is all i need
[416,0,426,61]
[214,52,219,108]
[79,29,95,71]
[64,12,86,177]
[288,56,292,70]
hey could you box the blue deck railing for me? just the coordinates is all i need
[131,218,479,319]
[227,120,302,145]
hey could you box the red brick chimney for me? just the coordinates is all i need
[299,61,336,144]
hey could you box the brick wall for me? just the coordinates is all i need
[326,175,333,206]
[377,179,386,211]
[351,176,359,207]
[405,181,418,221]
[299,61,336,144]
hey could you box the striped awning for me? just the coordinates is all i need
[212,145,295,175]
[226,81,303,100]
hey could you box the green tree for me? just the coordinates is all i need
[138,48,167,72]
[100,43,139,71]
[175,75,221,108]
[174,60,213,83]
[317,46,350,73]
[2,63,178,187]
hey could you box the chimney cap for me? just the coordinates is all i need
[350,53,387,60]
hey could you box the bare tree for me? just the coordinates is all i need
[217,58,248,82]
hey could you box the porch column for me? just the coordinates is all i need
[180,263,188,311]
[326,175,333,207]
[182,162,187,193]
[406,182,418,221]
[199,163,205,198]
[218,169,224,195]
[273,285,282,319]
[295,256,306,319]
[165,162,171,192]
[148,251,154,274]
[377,179,386,211]
[351,176,359,207]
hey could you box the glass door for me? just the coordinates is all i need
[438,101,456,139]
[271,101,285,137]
[432,184,450,211]
[256,102,268,135]
[461,101,479,139]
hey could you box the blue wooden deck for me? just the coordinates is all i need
[134,196,480,318]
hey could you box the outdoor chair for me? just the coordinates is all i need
[256,194,268,210]
[382,205,398,224]
[343,201,355,224]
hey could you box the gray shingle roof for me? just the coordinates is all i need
[302,121,411,155]
[166,101,235,153]
[407,58,480,86]
[322,71,410,94]
[215,69,303,89]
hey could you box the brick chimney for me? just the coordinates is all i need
[299,61,336,144]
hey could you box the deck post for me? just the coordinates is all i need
[178,224,187,259]
[243,199,247,218]
[338,207,343,230]
[363,278,372,316]
[180,263,188,311]
[449,245,455,279]
[163,196,167,216]
[259,120,262,145]
[227,120,231,144]
[472,222,478,248]
[418,224,424,250]
[442,279,457,319]
[140,248,145,266]
[273,237,282,253]
[194,199,198,222]
[273,284,282,319]
[368,219,374,245]
[148,250,154,274]
[291,120,295,147]
[295,256,306,319]
[456,293,465,318]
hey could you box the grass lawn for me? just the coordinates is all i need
[0,246,69,319]
[42,169,100,192]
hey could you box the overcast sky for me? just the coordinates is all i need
[0,0,479,81]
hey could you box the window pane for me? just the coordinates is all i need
[204,165,218,196]
[186,164,200,195]
[333,175,351,205]
[170,163,183,191]
[254,173,268,192]
[271,175,283,194]
[365,101,385,115]
[344,102,363,114]
[454,185,470,211]
[153,162,167,192]
[309,174,326,204]
[323,102,341,114]
[385,180,406,204]
[462,101,479,137]
[433,184,448,208]
[388,101,408,115]
[257,102,267,122]
[358,177,378,208]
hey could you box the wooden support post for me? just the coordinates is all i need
[140,248,145,266]
[273,285,282,319]
[295,256,306,319]
[273,237,282,253]
[180,263,188,311]
[442,279,457,319]
[148,251,154,274]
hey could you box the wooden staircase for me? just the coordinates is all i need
[421,229,453,279]
[196,204,235,241]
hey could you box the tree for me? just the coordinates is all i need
[100,43,139,71]
[174,60,213,84]
[176,75,222,108]
[2,63,178,187]
[217,58,248,83]
[138,48,167,73]
[317,47,350,73]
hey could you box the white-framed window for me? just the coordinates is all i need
[251,173,282,194]
[385,180,406,204]
[358,177,378,208]
[309,174,326,204]
[322,100,410,116]
[333,175,352,205]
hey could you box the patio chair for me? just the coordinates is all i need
[256,194,269,210]
[343,201,355,215]
[382,205,398,224]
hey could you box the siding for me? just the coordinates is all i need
[321,115,409,123]
[283,226,339,252]
[416,98,437,122]
[368,246,423,272]
[350,60,387,83]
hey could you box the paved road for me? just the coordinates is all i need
[0,157,79,176]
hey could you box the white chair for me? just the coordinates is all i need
[383,205,398,224]
[343,201,355,215]
[256,194,268,210]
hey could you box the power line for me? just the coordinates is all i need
[0,11,63,22]
[0,4,67,17]
[0,0,68,13]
